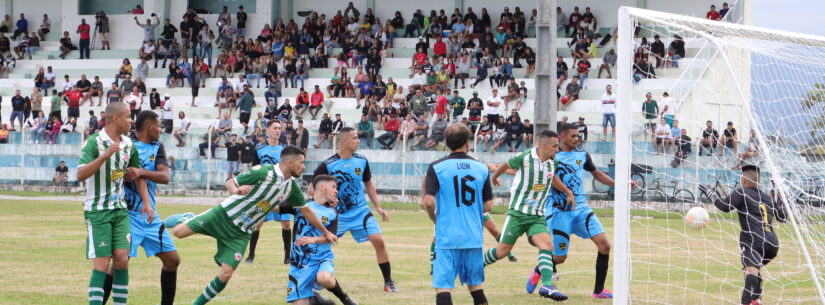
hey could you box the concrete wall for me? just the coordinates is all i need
[11,0,62,37]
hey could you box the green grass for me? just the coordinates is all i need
[0,190,82,197]
[0,200,820,304]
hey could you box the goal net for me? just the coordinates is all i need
[612,6,825,304]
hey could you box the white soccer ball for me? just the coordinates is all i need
[685,207,710,229]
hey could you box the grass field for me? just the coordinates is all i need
[0,199,820,305]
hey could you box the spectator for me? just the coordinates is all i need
[41,66,56,96]
[489,116,507,152]
[38,14,50,41]
[720,121,738,156]
[633,57,655,84]
[485,88,502,123]
[601,85,616,141]
[160,94,173,133]
[733,129,759,170]
[48,89,61,119]
[199,125,221,159]
[61,117,77,133]
[75,74,92,106]
[236,5,248,37]
[82,110,98,139]
[377,113,400,149]
[224,134,241,180]
[132,4,144,14]
[395,113,417,150]
[89,76,104,106]
[449,90,465,122]
[236,88,255,134]
[574,117,588,143]
[30,86,43,118]
[666,35,685,68]
[560,76,581,110]
[671,128,692,167]
[294,87,310,119]
[293,120,310,151]
[263,99,278,120]
[331,113,344,137]
[660,92,675,126]
[123,87,143,120]
[115,58,132,86]
[409,88,428,118]
[92,11,110,50]
[314,113,333,148]
[293,57,310,89]
[135,14,161,44]
[12,32,32,59]
[0,15,10,33]
[504,115,525,152]
[216,112,233,143]
[666,119,682,155]
[53,161,69,187]
[12,13,27,40]
[654,117,671,154]
[138,40,155,61]
[642,92,659,143]
[10,90,25,130]
[719,3,731,20]
[599,49,616,78]
[106,82,123,104]
[47,116,61,144]
[699,120,720,156]
[575,54,591,87]
[651,35,665,68]
[411,113,430,150]
[173,111,191,147]
[30,111,47,143]
[278,99,293,122]
[309,85,324,119]
[76,18,91,59]
[251,112,267,137]
[0,124,8,143]
[357,114,374,148]
[707,5,721,21]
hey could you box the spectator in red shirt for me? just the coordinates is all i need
[435,91,449,117]
[64,86,83,121]
[377,113,400,149]
[568,7,581,38]
[76,19,90,59]
[132,5,144,15]
[294,88,310,119]
[706,5,721,21]
[309,85,325,120]
[433,36,447,57]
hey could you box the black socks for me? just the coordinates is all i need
[248,230,260,258]
[160,270,177,305]
[101,273,114,304]
[470,289,488,305]
[379,262,393,283]
[742,273,760,304]
[282,229,292,260]
[436,292,453,305]
[594,253,609,294]
[327,281,349,302]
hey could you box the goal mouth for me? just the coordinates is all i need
[612,5,825,304]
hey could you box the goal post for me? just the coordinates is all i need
[614,6,825,304]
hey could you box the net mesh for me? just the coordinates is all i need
[619,8,825,304]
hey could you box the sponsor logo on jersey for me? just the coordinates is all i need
[256,200,271,210]
[235,253,242,261]
[110,170,124,181]
[531,184,546,191]
[354,168,362,175]
[252,165,261,171]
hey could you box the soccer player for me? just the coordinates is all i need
[483,130,575,301]
[313,127,397,292]
[164,146,337,305]
[246,119,293,264]
[711,165,786,305]
[77,102,152,305]
[100,110,179,305]
[526,123,628,299]
[422,124,493,305]
[281,174,359,305]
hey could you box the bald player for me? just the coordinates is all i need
[78,102,152,305]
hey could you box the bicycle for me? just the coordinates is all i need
[698,176,741,204]
[640,177,695,211]
[592,162,647,195]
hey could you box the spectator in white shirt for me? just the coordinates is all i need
[139,40,155,60]
[42,66,56,96]
[660,92,675,126]
[654,117,671,154]
[486,88,502,124]
[601,85,616,141]
[161,94,174,133]
[174,111,191,147]
[62,75,73,92]
[411,69,427,86]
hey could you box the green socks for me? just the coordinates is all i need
[483,248,500,266]
[538,250,555,287]
[111,269,129,305]
[88,269,106,305]
[194,276,227,305]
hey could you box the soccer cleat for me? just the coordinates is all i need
[538,286,568,301]
[592,289,614,299]
[341,296,359,305]
[163,212,195,229]
[244,255,255,264]
[309,292,335,305]
[508,254,519,262]
[525,268,541,294]
[283,257,290,265]
[384,281,398,293]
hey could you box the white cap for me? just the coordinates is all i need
[163,93,170,98]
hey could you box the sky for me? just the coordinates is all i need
[751,0,825,37]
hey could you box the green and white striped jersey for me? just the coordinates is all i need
[78,131,142,212]
[220,164,306,233]
[506,147,557,216]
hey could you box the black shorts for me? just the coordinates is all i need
[50,110,61,120]
[486,114,500,124]
[162,119,173,133]
[67,107,80,118]
[91,90,101,97]
[740,232,779,268]
[656,138,666,145]
[191,85,199,97]
[239,112,251,124]
[40,28,50,34]
[725,140,735,148]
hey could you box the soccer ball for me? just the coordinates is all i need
[685,207,710,229]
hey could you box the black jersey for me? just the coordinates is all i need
[714,187,786,242]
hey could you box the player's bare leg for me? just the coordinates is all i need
[486,233,566,301]
[483,216,517,262]
[368,233,397,292]
[308,271,359,305]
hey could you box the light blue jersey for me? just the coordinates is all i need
[125,141,167,213]
[548,149,596,212]
[123,140,175,258]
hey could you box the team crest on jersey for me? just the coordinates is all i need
[531,184,546,191]
[321,216,329,224]
[149,154,155,162]
[278,194,286,201]
[256,200,271,210]
[110,170,124,181]
[126,233,131,243]
[354,168,362,175]
[576,159,582,166]
[234,253,242,261]
[559,242,567,250]
[287,287,293,294]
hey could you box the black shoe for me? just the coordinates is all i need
[283,257,290,264]
[245,255,255,264]
[508,255,518,262]
[310,292,335,305]
[341,296,359,305]
[384,281,398,293]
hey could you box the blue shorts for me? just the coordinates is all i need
[264,211,293,222]
[432,248,484,289]
[128,212,176,257]
[602,113,616,128]
[286,260,335,302]
[337,208,381,243]
[548,206,605,256]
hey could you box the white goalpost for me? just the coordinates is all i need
[614,6,825,304]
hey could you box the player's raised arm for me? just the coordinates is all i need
[487,162,517,175]
[490,161,512,187]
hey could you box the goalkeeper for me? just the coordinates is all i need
[711,165,787,305]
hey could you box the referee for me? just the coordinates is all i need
[712,165,787,305]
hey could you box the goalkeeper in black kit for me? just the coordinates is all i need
[711,165,787,305]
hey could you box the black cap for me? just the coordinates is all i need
[741,164,760,173]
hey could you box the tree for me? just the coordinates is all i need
[800,83,825,133]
